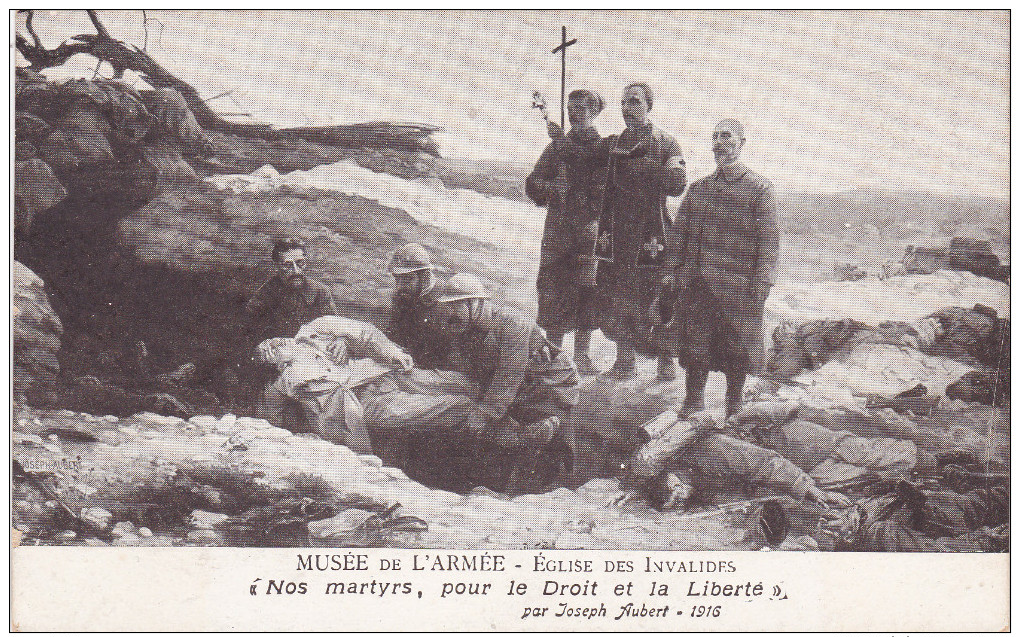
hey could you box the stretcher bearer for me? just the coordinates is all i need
[427,274,581,491]
[384,243,450,369]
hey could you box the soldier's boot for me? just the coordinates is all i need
[681,367,708,417]
[573,330,600,375]
[505,416,563,495]
[725,370,747,417]
[656,356,678,382]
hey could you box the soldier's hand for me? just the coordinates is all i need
[823,490,852,508]
[530,327,554,362]
[807,485,851,508]
[660,273,675,292]
[547,121,565,140]
[581,220,599,243]
[391,352,414,371]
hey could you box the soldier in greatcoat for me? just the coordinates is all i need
[658,119,780,416]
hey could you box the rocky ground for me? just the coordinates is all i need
[13,408,817,551]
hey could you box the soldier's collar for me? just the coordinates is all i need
[419,278,436,300]
[715,161,748,182]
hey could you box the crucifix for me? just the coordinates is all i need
[551,25,577,128]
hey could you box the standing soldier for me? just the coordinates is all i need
[598,82,687,380]
[527,89,608,375]
[658,119,780,416]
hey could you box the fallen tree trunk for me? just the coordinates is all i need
[16,10,441,156]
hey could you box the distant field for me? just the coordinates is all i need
[778,188,1009,285]
[446,155,1010,288]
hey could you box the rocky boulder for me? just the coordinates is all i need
[14,158,67,234]
[13,261,63,405]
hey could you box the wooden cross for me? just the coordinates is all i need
[551,26,578,128]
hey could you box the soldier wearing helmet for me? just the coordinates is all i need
[425,273,581,492]
[385,243,451,369]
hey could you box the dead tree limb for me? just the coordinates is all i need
[15,10,442,155]
[23,10,43,48]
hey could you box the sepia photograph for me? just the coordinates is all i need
[11,8,1008,567]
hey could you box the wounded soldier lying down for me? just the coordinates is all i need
[256,315,414,454]
[622,410,851,511]
[257,313,573,493]
[728,401,937,488]
[626,400,943,512]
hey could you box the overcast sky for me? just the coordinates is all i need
[25,10,1009,197]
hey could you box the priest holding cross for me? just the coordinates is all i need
[529,28,687,382]
[526,27,607,375]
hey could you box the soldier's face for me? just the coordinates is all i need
[432,301,472,336]
[621,87,649,128]
[394,271,425,298]
[276,248,308,288]
[712,122,744,165]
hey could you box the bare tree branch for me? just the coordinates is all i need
[15,32,94,71]
[24,10,43,48]
[14,9,442,155]
[86,9,112,40]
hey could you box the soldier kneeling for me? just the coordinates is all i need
[425,274,581,494]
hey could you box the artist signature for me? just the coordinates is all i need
[19,456,86,472]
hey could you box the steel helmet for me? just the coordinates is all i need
[388,243,433,275]
[437,273,490,303]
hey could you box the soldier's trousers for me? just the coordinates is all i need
[256,378,374,454]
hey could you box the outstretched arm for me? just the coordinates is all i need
[296,316,412,370]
